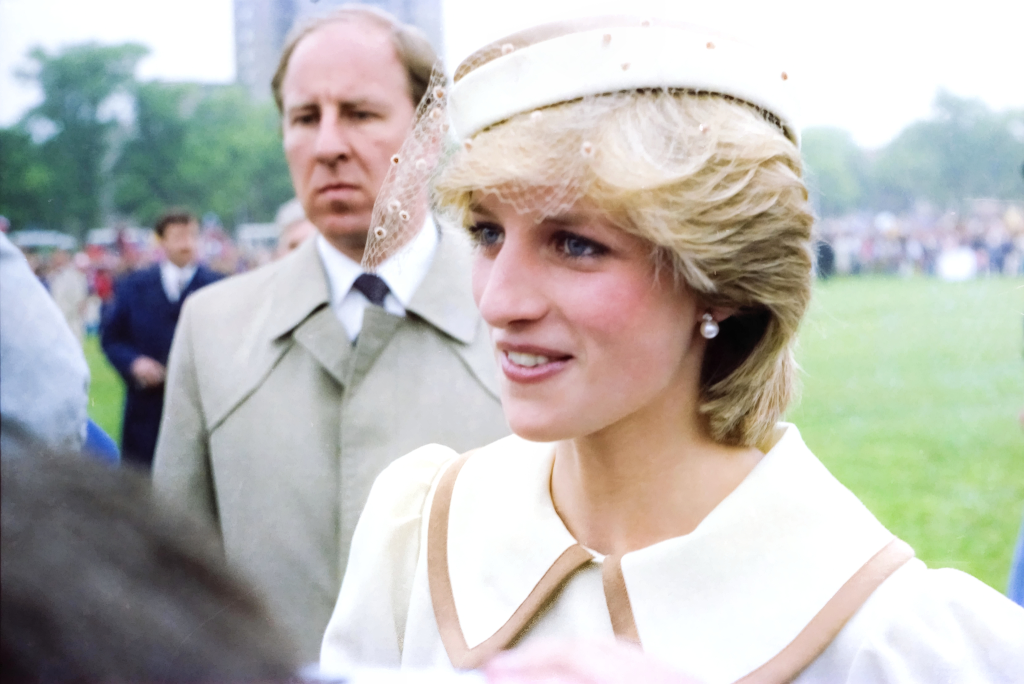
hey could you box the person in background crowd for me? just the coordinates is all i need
[275,197,318,258]
[101,210,222,467]
[153,5,508,663]
[1,451,298,682]
[46,248,90,345]
[0,233,89,459]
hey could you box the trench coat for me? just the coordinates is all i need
[152,228,509,662]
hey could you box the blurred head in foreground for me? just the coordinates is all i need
[0,452,297,682]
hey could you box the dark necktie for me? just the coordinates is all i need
[352,273,390,307]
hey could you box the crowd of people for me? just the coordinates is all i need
[2,5,1023,684]
[12,204,317,342]
[815,200,1024,280]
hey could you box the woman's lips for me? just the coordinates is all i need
[499,349,572,383]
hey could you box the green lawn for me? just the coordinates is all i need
[83,277,1024,592]
[787,277,1024,593]
[84,335,124,443]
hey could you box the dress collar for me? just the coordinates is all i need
[439,424,896,682]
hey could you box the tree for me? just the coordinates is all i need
[17,42,148,236]
[871,91,1024,211]
[113,83,292,229]
[0,127,59,230]
[112,82,201,224]
[801,127,868,217]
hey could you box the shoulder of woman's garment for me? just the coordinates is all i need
[804,558,1024,681]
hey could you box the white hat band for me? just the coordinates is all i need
[449,24,800,146]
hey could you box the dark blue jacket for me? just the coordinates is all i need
[101,264,222,466]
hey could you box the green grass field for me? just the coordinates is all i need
[84,335,124,443]
[787,277,1024,592]
[84,277,1024,592]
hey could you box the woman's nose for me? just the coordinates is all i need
[473,241,548,329]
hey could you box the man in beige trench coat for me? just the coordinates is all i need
[152,7,508,663]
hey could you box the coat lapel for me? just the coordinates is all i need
[205,240,348,430]
[292,305,354,387]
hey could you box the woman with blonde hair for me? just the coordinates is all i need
[321,17,1024,683]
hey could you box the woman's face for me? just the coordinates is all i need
[470,192,708,443]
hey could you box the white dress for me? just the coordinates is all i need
[321,424,1024,683]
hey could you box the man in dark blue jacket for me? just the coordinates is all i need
[101,211,221,466]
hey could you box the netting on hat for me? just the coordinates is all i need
[360,66,450,271]
[361,22,797,271]
[364,18,794,270]
[363,88,790,275]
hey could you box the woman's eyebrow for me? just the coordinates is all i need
[468,204,499,220]
[542,212,587,228]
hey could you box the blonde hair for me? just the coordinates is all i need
[271,4,438,113]
[434,92,814,447]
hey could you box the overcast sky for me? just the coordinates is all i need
[1,0,1021,148]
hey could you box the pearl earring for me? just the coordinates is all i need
[700,313,719,339]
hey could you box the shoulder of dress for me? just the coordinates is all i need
[352,444,464,536]
[816,559,1024,679]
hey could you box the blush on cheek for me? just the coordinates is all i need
[563,277,650,334]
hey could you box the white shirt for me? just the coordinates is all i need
[316,218,439,341]
[160,261,197,303]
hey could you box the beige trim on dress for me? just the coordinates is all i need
[427,451,915,679]
[733,538,915,684]
[428,451,593,669]
[602,554,641,645]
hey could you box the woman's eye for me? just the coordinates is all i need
[556,232,607,259]
[468,223,504,249]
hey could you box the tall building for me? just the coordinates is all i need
[234,0,443,102]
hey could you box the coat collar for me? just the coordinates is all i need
[440,425,896,683]
[266,237,332,340]
[265,225,480,346]
[405,225,480,345]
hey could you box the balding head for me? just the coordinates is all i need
[271,4,438,114]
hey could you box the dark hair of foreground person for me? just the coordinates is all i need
[1,452,298,683]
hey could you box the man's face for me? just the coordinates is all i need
[160,220,199,268]
[280,21,417,261]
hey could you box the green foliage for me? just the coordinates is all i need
[873,92,1024,211]
[802,91,1024,216]
[113,83,293,228]
[789,276,1024,590]
[15,43,148,235]
[801,127,868,216]
[111,82,196,224]
[0,127,59,229]
[2,41,293,234]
